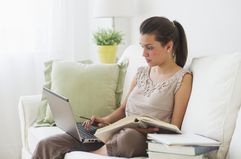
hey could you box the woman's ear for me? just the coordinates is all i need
[165,41,174,53]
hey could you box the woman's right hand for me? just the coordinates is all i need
[82,115,109,129]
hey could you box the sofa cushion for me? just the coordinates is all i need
[28,126,64,153]
[181,53,241,159]
[227,109,241,159]
[65,152,146,159]
[34,59,128,126]
[64,151,129,159]
[118,45,146,99]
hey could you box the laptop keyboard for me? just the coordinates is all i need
[77,123,98,139]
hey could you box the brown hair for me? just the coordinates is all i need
[140,16,188,67]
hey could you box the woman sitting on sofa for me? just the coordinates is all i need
[32,16,192,159]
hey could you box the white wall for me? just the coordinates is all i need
[130,0,241,63]
[48,0,90,60]
[0,1,90,158]
[88,0,133,62]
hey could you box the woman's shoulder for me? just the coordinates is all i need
[174,69,192,93]
[169,67,190,77]
[175,69,192,84]
[179,69,192,79]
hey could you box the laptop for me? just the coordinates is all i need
[43,87,101,143]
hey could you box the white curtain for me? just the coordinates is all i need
[0,0,90,158]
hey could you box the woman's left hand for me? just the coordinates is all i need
[134,127,160,135]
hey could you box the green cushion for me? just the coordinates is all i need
[34,59,128,126]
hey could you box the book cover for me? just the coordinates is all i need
[147,151,205,159]
[147,141,219,155]
[147,133,221,146]
[94,116,181,143]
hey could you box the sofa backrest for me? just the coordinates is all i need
[118,45,146,99]
[227,109,241,159]
[181,53,241,159]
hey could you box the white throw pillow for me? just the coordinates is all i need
[181,52,241,159]
[227,109,241,159]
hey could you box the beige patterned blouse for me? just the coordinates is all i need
[125,66,190,123]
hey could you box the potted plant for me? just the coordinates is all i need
[93,28,123,64]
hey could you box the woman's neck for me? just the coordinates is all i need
[154,60,180,75]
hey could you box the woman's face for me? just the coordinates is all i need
[139,34,171,67]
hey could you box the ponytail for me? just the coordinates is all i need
[173,21,188,68]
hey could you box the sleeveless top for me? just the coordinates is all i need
[125,66,190,123]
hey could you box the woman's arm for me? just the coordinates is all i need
[171,73,193,129]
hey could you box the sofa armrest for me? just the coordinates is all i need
[18,94,42,149]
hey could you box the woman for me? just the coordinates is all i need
[32,16,192,159]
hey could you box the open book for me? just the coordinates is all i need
[94,116,181,143]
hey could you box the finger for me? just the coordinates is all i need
[88,120,94,128]
[90,116,97,125]
[82,120,88,128]
[147,127,159,133]
[83,121,88,129]
[85,120,92,129]
[134,128,146,133]
[91,116,103,126]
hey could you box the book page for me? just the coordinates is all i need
[94,116,140,143]
[95,116,181,143]
[139,116,181,134]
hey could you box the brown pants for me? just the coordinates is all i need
[106,128,147,157]
[32,133,104,159]
[32,128,147,159]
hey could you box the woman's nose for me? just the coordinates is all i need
[142,49,148,57]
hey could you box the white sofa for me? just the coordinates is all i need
[18,45,241,159]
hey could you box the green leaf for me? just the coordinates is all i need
[93,28,123,45]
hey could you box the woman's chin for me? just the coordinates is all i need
[146,60,152,66]
[147,62,154,67]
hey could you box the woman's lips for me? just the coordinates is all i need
[146,59,151,63]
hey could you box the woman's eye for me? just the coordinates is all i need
[147,46,153,50]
